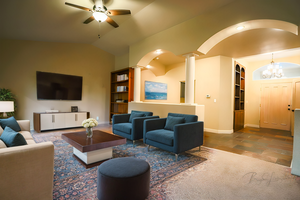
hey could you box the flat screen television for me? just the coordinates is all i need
[36,71,82,100]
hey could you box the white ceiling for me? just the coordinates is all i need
[0,0,236,56]
[1,0,300,64]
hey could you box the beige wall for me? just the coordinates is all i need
[140,55,233,132]
[0,39,115,129]
[237,54,300,127]
[115,53,129,71]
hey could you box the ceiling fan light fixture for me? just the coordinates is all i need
[93,12,108,22]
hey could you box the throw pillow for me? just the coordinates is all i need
[0,116,21,132]
[164,116,185,131]
[129,113,145,123]
[0,126,27,147]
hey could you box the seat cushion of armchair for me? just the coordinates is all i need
[146,129,174,146]
[114,123,132,135]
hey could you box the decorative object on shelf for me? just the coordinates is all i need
[116,86,127,92]
[71,106,78,112]
[145,81,167,100]
[117,74,128,81]
[0,88,17,118]
[82,118,98,138]
[0,101,14,118]
[262,53,284,79]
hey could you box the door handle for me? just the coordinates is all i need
[75,114,77,121]
[288,108,290,110]
[52,115,55,123]
[292,110,295,112]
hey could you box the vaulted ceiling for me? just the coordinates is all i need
[1,0,300,62]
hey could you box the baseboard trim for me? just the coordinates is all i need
[204,128,233,134]
[244,124,260,128]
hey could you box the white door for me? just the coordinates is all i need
[53,114,65,129]
[65,113,76,128]
[40,114,54,130]
[76,113,87,126]
[260,83,292,131]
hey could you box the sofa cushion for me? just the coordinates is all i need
[164,116,185,131]
[146,129,174,146]
[114,123,132,135]
[19,131,34,140]
[0,139,7,149]
[0,126,27,147]
[0,116,21,132]
[129,113,145,123]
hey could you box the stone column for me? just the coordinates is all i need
[133,66,142,102]
[183,53,196,104]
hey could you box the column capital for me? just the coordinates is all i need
[182,53,198,58]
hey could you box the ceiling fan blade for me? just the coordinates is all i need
[83,16,95,24]
[106,16,119,28]
[65,2,91,12]
[108,10,131,15]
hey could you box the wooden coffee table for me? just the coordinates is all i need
[62,130,126,168]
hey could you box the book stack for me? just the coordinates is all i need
[117,86,127,92]
[117,74,128,81]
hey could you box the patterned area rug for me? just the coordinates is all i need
[32,131,206,200]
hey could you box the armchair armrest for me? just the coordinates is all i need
[173,121,204,153]
[0,142,54,200]
[132,116,159,139]
[112,114,130,125]
[17,120,30,132]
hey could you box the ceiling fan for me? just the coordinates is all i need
[65,0,131,28]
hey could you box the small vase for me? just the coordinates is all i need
[86,127,93,138]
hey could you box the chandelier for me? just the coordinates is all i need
[262,54,284,79]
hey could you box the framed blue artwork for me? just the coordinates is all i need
[145,81,167,100]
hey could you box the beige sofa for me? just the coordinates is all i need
[0,120,54,200]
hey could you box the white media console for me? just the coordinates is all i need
[33,112,90,132]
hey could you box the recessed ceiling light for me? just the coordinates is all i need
[155,49,162,54]
[237,26,244,30]
[146,65,151,68]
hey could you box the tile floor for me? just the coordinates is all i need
[203,127,293,167]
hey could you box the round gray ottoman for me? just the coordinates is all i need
[97,157,150,200]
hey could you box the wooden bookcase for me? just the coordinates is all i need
[234,62,246,131]
[109,68,134,123]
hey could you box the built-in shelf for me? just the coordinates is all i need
[109,68,134,124]
[234,62,246,132]
[111,102,128,105]
[111,80,129,84]
[111,91,129,94]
